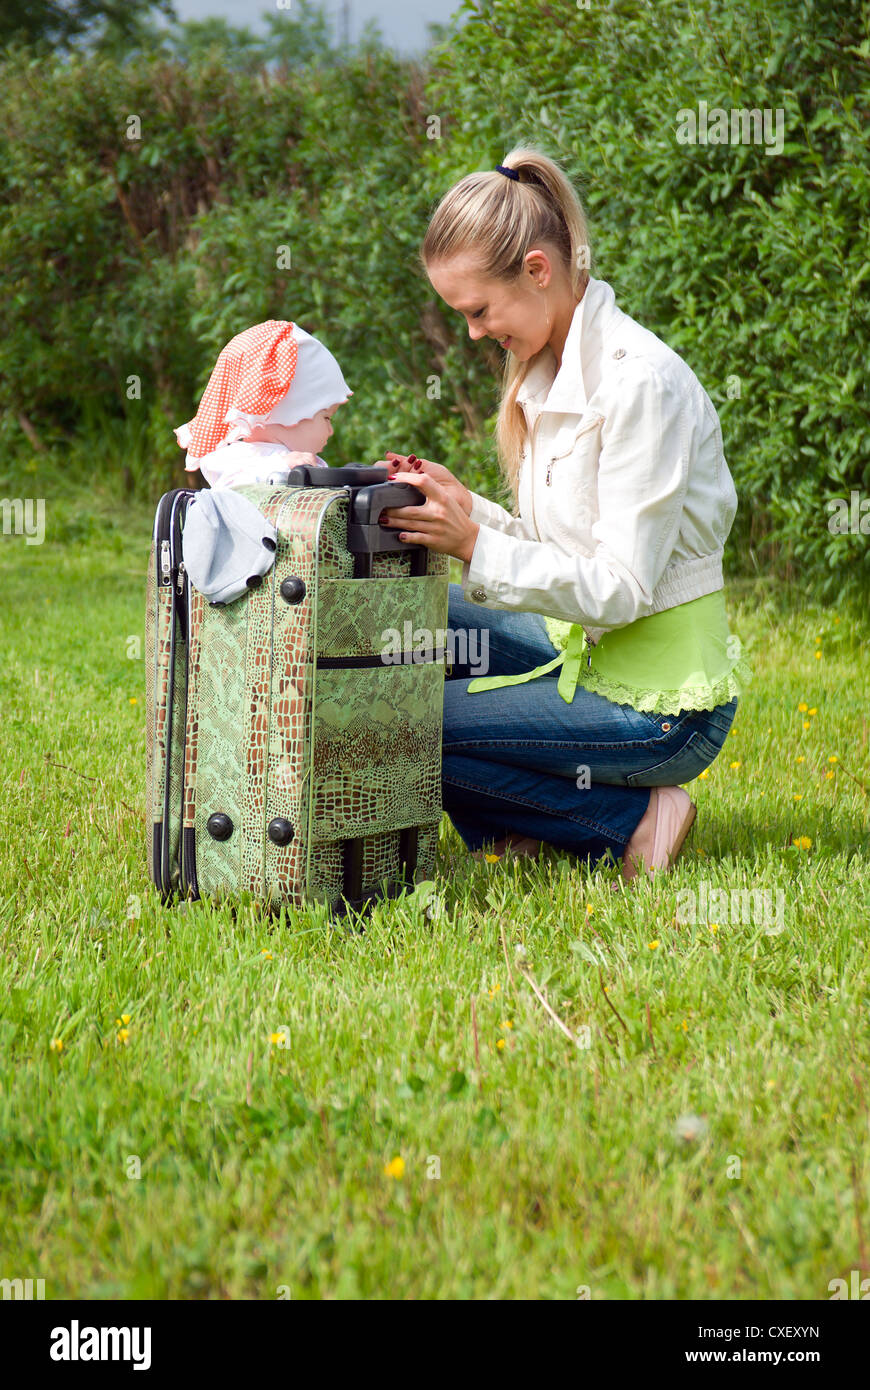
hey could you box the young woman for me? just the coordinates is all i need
[378,147,751,881]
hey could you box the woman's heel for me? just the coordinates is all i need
[621,786,697,882]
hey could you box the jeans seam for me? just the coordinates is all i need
[443,733,693,758]
[443,736,672,753]
[442,773,634,847]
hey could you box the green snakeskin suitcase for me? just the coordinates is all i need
[145,464,449,919]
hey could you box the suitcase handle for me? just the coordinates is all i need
[282,463,390,488]
[264,461,427,560]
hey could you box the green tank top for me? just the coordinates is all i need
[465,589,752,715]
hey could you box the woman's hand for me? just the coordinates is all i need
[380,452,474,517]
[378,467,480,563]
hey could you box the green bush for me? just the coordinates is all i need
[424,0,870,597]
[1,0,867,593]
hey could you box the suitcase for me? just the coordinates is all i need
[145,464,450,919]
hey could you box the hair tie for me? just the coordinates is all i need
[495,164,519,181]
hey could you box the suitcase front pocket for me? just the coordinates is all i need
[315,574,448,661]
[309,656,445,844]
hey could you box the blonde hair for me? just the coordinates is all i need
[421,147,592,506]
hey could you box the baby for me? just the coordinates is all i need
[175,319,353,488]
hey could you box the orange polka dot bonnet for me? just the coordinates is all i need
[175,320,353,469]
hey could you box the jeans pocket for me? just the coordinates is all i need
[702,696,739,737]
[625,729,726,787]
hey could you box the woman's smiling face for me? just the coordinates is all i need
[426,252,552,362]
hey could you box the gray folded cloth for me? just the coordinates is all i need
[181,489,278,606]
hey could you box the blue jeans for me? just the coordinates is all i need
[442,584,738,867]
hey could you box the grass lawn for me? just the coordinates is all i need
[2,470,869,1300]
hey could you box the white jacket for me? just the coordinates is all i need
[460,276,737,644]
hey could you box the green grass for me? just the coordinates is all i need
[1,470,869,1300]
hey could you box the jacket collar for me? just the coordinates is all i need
[516,276,617,415]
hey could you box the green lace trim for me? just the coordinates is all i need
[568,655,753,714]
[542,615,753,715]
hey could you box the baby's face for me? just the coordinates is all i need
[255,403,344,455]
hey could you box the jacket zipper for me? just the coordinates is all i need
[527,408,544,538]
[526,405,596,669]
[546,414,602,487]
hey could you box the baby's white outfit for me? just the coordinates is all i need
[194,440,328,490]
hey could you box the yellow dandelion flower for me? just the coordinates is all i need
[261,949,273,959]
[499,1020,513,1030]
[809,708,817,715]
[121,1013,131,1025]
[648,940,660,950]
[383,1156,405,1179]
[815,636,822,645]
[496,1037,506,1050]
[796,756,805,764]
[269,1031,286,1047]
[814,651,822,660]
[697,769,709,779]
[603,984,611,992]
[129,697,138,705]
[803,721,810,730]
[793,793,803,801]
[681,1019,689,1032]
[49,1037,64,1053]
[828,755,838,764]
[709,923,719,933]
[117,1028,130,1044]
[825,770,835,781]
[484,853,501,863]
[798,702,808,712]
[792,836,812,850]
[730,760,741,769]
[586,903,594,915]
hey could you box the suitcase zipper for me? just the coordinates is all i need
[316,649,447,669]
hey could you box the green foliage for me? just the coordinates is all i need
[0,0,868,588]
[425,0,870,596]
[0,0,176,53]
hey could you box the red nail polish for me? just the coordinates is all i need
[408,454,418,464]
